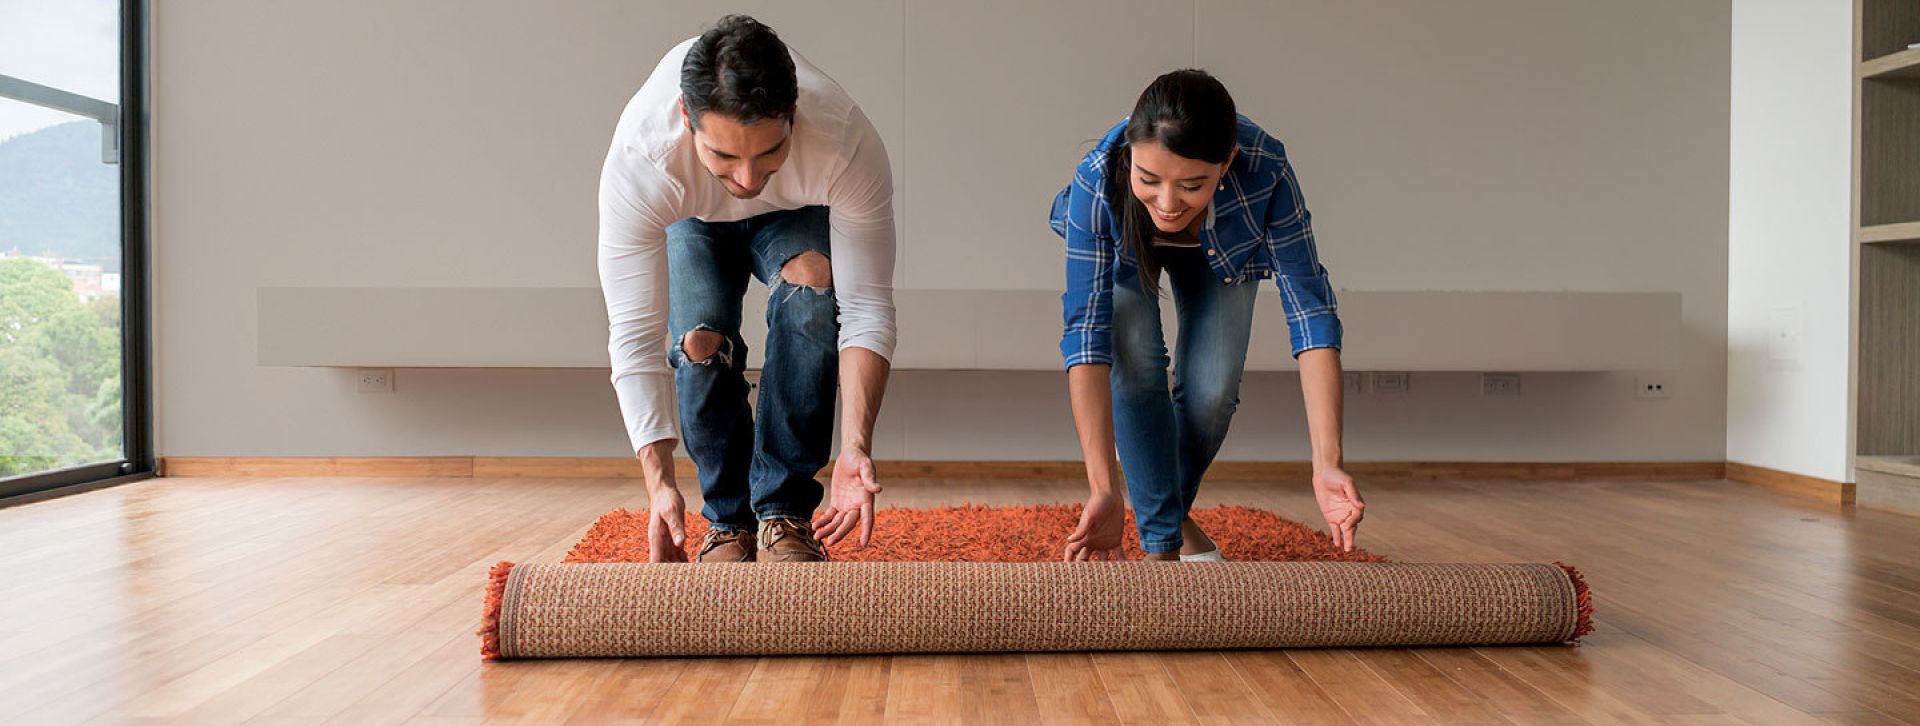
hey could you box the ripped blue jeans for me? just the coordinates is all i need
[1110,246,1259,554]
[666,205,838,532]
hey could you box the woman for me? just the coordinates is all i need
[1050,70,1364,561]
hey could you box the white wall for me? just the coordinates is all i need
[153,1,1732,463]
[1726,0,1854,482]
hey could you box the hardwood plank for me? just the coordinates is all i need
[557,660,689,725]
[1090,652,1200,725]
[1412,648,1584,724]
[464,659,607,723]
[1356,650,1510,725]
[882,655,965,724]
[255,595,494,721]
[1221,650,1354,726]
[634,657,755,725]
[958,654,1042,723]
[161,457,473,477]
[1571,628,1826,725]
[1156,652,1276,724]
[1286,649,1439,725]
[728,656,827,723]
[1470,644,1664,725]
[1027,653,1123,725]
[802,656,892,724]
[169,633,388,723]
[0,475,1911,725]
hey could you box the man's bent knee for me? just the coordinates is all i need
[779,251,832,288]
[681,329,727,364]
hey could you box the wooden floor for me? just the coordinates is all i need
[1,474,1917,725]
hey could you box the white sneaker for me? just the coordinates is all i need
[1179,548,1226,562]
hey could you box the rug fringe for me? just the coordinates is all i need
[1553,561,1595,643]
[479,561,514,661]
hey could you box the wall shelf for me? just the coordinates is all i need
[1857,455,1920,478]
[256,287,1685,373]
[1856,455,1920,514]
[1860,221,1920,244]
[1861,47,1920,79]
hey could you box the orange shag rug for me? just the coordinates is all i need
[564,504,1387,563]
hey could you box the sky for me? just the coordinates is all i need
[0,0,120,143]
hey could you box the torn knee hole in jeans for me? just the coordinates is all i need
[681,327,733,367]
[775,252,833,301]
[774,279,835,303]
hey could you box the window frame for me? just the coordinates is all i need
[0,0,153,503]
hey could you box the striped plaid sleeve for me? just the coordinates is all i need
[1053,150,1118,368]
[1262,149,1343,357]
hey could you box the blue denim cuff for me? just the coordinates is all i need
[756,509,812,523]
[1139,536,1184,555]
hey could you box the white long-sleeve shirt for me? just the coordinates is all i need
[597,37,898,456]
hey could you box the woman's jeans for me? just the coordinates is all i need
[666,206,838,532]
[1110,246,1258,554]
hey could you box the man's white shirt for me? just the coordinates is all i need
[597,37,898,455]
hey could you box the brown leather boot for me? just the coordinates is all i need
[757,517,827,562]
[696,528,756,563]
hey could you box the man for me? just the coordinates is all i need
[597,15,896,563]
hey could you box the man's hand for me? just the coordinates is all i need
[813,448,882,548]
[638,440,688,563]
[647,485,689,563]
[1313,466,1365,552]
[1065,491,1126,561]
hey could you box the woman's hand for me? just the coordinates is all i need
[1065,364,1126,561]
[1065,491,1126,561]
[1313,466,1365,552]
[813,449,882,548]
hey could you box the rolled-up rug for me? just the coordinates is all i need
[479,560,1592,660]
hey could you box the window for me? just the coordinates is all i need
[0,0,150,500]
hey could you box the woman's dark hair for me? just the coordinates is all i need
[1104,69,1238,292]
[680,15,798,128]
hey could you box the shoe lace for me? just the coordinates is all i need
[699,528,747,556]
[763,518,826,559]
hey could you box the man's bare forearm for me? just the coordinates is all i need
[638,439,679,494]
[839,346,891,454]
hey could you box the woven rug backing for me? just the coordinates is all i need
[481,560,1593,659]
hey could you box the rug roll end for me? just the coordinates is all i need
[1553,561,1595,643]
[480,560,514,661]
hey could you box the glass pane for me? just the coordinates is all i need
[0,0,124,478]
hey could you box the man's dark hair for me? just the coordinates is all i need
[680,15,798,128]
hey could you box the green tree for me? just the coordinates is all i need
[0,345,87,475]
[0,258,120,477]
[87,375,123,451]
[0,257,75,342]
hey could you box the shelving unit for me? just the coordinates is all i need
[1853,1,1920,515]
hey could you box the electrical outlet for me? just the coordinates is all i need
[356,368,394,393]
[1635,374,1671,399]
[1342,372,1365,395]
[1481,373,1521,397]
[1372,372,1410,395]
[1768,304,1804,370]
